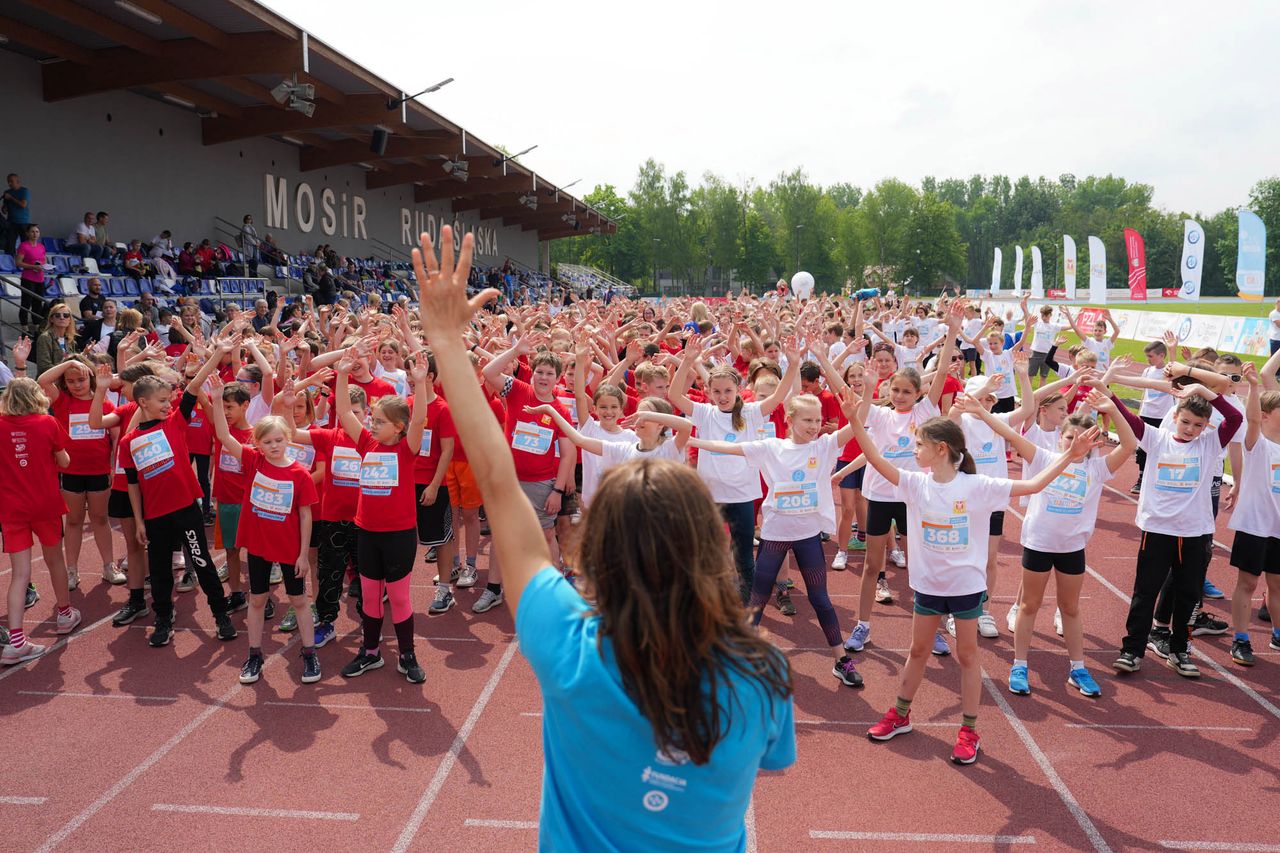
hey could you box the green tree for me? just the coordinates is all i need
[737,208,777,290]
[899,194,966,294]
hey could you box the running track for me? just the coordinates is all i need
[3,455,1278,852]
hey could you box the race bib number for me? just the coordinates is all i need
[1271,463,1280,495]
[512,421,554,455]
[417,428,434,457]
[1045,466,1088,515]
[285,442,316,469]
[922,514,969,553]
[884,435,913,460]
[757,422,778,439]
[218,448,242,474]
[1155,455,1201,493]
[331,446,360,487]
[131,431,175,480]
[772,480,818,515]
[68,412,105,441]
[360,451,399,496]
[249,472,295,522]
[556,397,578,426]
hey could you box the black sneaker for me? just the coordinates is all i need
[1231,639,1256,666]
[112,599,150,626]
[24,583,38,610]
[1190,611,1228,637]
[1146,627,1173,660]
[341,650,384,678]
[239,655,264,684]
[1165,650,1201,678]
[347,579,361,599]
[832,655,863,687]
[215,612,237,641]
[1271,632,1280,652]
[1260,602,1271,623]
[300,651,321,684]
[1112,651,1141,673]
[264,598,275,620]
[149,616,174,647]
[398,652,426,684]
[1129,480,1142,495]
[425,546,438,563]
[226,591,248,614]
[203,508,216,527]
[774,587,796,617]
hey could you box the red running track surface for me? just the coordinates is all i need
[2,455,1278,852]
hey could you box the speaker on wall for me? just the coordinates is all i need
[371,128,390,156]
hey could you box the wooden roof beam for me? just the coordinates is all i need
[300,133,454,172]
[201,94,399,145]
[0,14,94,64]
[151,83,242,118]
[26,0,165,57]
[111,0,229,49]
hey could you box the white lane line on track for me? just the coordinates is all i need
[744,795,758,853]
[18,690,179,702]
[0,796,47,805]
[810,831,1036,844]
[1158,843,1280,852]
[464,818,538,830]
[1003,506,1280,724]
[391,639,521,853]
[520,711,542,717]
[262,700,431,713]
[795,719,952,727]
[1066,723,1252,732]
[152,803,358,821]
[33,635,299,853]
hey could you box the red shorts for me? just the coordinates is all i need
[2,518,64,554]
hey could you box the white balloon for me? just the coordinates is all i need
[790,271,815,300]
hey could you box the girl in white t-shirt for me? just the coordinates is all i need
[1226,364,1280,666]
[848,409,1097,765]
[963,391,1135,697]
[689,391,865,688]
[670,337,798,601]
[525,397,691,474]
[373,341,409,397]
[571,369,636,508]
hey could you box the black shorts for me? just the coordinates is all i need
[1230,530,1280,576]
[247,553,305,596]
[992,396,1016,414]
[108,489,134,519]
[309,524,320,550]
[357,527,417,583]
[414,483,454,547]
[989,510,1005,537]
[962,348,978,363]
[836,461,864,491]
[60,473,110,493]
[866,500,907,537]
[1022,547,1086,576]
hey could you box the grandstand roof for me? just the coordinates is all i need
[0,0,614,241]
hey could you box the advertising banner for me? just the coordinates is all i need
[1013,245,1024,295]
[1088,236,1107,303]
[1030,246,1044,299]
[991,247,1002,295]
[1237,209,1266,301]
[1178,219,1204,302]
[1124,228,1148,301]
[1063,234,1077,299]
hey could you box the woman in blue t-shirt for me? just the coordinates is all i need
[416,225,797,852]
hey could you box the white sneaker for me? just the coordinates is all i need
[67,567,80,591]
[269,563,283,585]
[1054,608,1064,637]
[172,551,185,569]
[2,641,46,665]
[888,548,907,568]
[831,551,848,571]
[977,612,999,639]
[875,577,893,604]
[217,563,229,582]
[946,614,957,637]
[56,607,82,635]
[472,587,504,613]
[456,564,479,589]
[102,562,127,585]
[1006,604,1019,634]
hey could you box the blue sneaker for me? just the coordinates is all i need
[313,621,336,649]
[1009,664,1031,695]
[932,631,950,656]
[1068,668,1102,697]
[1202,579,1225,599]
[843,622,871,652]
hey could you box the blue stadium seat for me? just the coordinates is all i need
[77,279,89,295]
[139,278,154,294]
[0,254,14,273]
[52,255,71,274]
[44,281,60,298]
[124,278,140,296]
[198,297,218,315]
[42,238,60,253]
[107,278,127,296]
[200,279,217,295]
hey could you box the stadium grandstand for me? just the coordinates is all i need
[0,0,615,347]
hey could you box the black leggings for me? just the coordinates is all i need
[719,500,756,604]
[190,453,211,514]
[752,535,842,646]
[144,501,227,619]
[18,280,46,328]
[247,553,304,596]
[315,519,357,624]
[1123,532,1210,656]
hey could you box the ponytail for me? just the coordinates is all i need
[958,449,977,475]
[729,394,745,432]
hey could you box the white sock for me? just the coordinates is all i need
[1013,658,1028,669]
[1070,659,1085,671]
[858,620,869,629]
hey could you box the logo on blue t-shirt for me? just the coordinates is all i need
[642,790,669,812]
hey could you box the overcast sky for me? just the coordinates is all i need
[261,0,1280,214]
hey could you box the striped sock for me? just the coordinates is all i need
[962,713,978,729]
[57,605,71,618]
[894,696,912,716]
[9,629,26,648]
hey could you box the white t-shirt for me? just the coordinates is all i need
[1228,434,1280,538]
[1020,446,1114,553]
[600,438,683,470]
[861,398,941,503]
[1082,337,1114,367]
[373,364,409,397]
[578,419,636,507]
[692,401,767,503]
[246,393,271,426]
[895,344,923,371]
[959,412,1012,478]
[1138,366,1175,420]
[71,222,95,245]
[960,318,983,351]
[1268,309,1280,342]
[827,340,847,363]
[740,433,840,541]
[1134,425,1225,536]
[893,470,1012,597]
[1019,423,1061,506]
[1031,321,1060,354]
[979,344,1016,399]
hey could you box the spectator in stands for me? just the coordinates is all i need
[135,290,160,329]
[97,300,118,346]
[250,299,271,333]
[122,239,147,282]
[2,173,30,254]
[194,238,219,276]
[35,301,76,376]
[66,212,102,260]
[259,232,285,267]
[323,245,340,269]
[239,214,260,275]
[14,223,48,333]
[178,300,212,339]
[340,260,360,285]
[177,241,197,276]
[316,264,337,305]
[93,212,119,260]
[224,302,242,325]
[302,262,320,294]
[78,277,107,347]
[155,306,173,341]
[149,229,176,260]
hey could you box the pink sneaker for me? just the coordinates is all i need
[867,707,912,741]
[951,725,980,765]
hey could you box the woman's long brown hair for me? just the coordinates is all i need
[575,459,792,765]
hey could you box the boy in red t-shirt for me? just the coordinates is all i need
[120,352,234,647]
[209,380,253,611]
[1,379,77,664]
[407,354,460,616]
[479,341,576,613]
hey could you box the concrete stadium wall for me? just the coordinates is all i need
[1,50,539,268]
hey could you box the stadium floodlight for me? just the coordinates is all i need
[271,75,316,109]
[494,144,537,167]
[560,179,581,191]
[518,194,537,210]
[386,77,455,110]
[287,96,315,118]
[442,159,469,181]
[270,81,292,104]
[116,0,162,25]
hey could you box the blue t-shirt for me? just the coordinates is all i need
[516,567,795,852]
[1004,331,1023,351]
[3,187,30,225]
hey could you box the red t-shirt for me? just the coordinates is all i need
[502,378,569,482]
[817,389,842,431]
[318,375,398,427]
[235,446,318,565]
[111,401,139,492]
[310,427,359,523]
[120,405,202,519]
[0,414,68,523]
[186,400,214,455]
[52,393,114,475]
[355,429,417,532]
[212,424,253,504]
[410,396,457,484]
[942,373,964,402]
[454,391,505,464]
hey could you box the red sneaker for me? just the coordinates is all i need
[951,725,980,765]
[867,707,912,741]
